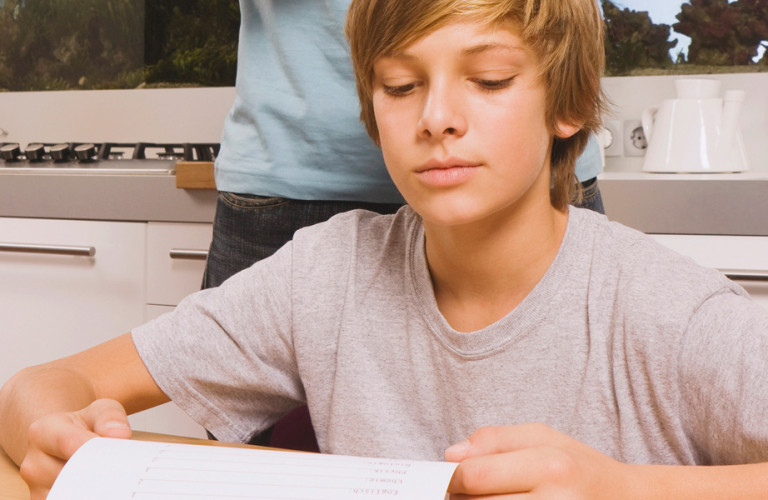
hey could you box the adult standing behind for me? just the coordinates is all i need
[203,0,605,450]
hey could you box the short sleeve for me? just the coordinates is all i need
[678,290,768,464]
[132,241,301,444]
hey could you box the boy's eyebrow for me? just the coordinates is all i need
[461,42,526,57]
[386,42,525,61]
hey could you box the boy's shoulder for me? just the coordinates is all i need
[570,207,745,319]
[290,205,418,258]
[294,205,416,240]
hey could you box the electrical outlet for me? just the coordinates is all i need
[600,120,622,157]
[623,119,647,157]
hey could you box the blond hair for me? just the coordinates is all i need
[346,0,606,209]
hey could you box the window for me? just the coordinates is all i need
[0,0,239,91]
[602,0,768,76]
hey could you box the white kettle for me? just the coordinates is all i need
[641,78,748,173]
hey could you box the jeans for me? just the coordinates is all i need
[577,177,604,214]
[200,181,603,449]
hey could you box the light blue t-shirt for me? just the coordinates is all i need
[215,0,601,202]
[575,134,603,182]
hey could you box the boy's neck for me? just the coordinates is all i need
[424,203,568,333]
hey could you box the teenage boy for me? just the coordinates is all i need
[2,0,768,498]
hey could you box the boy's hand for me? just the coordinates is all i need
[445,424,631,499]
[20,399,131,500]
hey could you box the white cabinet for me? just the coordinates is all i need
[0,217,146,385]
[650,234,768,311]
[145,222,213,307]
[127,222,213,439]
[0,218,213,439]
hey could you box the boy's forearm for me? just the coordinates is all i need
[0,365,98,465]
[629,462,768,500]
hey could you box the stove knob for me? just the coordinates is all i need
[74,143,98,161]
[25,143,46,162]
[49,143,71,162]
[0,143,21,161]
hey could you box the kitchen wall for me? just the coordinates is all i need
[2,72,768,173]
[0,87,235,145]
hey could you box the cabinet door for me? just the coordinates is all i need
[0,218,146,385]
[650,234,768,311]
[136,222,211,439]
[146,222,212,306]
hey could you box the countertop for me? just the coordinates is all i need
[1,164,767,236]
[0,167,217,223]
[599,170,768,236]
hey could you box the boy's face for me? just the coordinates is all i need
[372,20,578,227]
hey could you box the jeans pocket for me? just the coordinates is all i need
[220,192,290,209]
[580,178,598,200]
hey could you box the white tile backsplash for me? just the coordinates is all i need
[0,87,236,145]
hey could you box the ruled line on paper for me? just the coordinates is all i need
[48,437,458,500]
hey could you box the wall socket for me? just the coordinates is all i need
[600,120,623,157]
[623,119,647,157]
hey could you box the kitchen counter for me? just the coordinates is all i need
[599,171,768,236]
[1,166,767,235]
[0,170,217,223]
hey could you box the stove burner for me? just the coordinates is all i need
[49,143,72,162]
[0,142,219,174]
[25,143,46,162]
[0,143,22,161]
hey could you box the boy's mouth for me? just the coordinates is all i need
[418,157,478,171]
[416,157,481,186]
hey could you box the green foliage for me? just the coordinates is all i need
[602,0,677,75]
[674,0,768,66]
[0,0,238,91]
[0,0,144,90]
[143,0,239,87]
[601,0,768,76]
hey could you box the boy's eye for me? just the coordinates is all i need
[382,83,417,97]
[473,76,515,92]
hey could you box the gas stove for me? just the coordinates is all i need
[0,142,219,175]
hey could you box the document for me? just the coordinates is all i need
[48,437,458,500]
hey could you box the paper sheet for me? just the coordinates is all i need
[48,437,458,500]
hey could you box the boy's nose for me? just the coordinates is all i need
[417,85,467,139]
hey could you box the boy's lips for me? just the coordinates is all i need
[415,157,481,187]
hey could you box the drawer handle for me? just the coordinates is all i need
[169,248,209,261]
[0,242,95,257]
[722,270,768,282]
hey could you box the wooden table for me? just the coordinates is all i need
[0,445,28,500]
[0,431,265,500]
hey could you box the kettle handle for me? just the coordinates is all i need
[641,106,658,143]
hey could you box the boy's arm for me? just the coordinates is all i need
[445,425,768,499]
[0,332,168,498]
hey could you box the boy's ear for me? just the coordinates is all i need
[553,119,582,139]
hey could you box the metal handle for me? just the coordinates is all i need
[169,248,209,261]
[722,270,768,282]
[0,242,95,257]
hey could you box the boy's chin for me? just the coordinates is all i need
[415,202,495,228]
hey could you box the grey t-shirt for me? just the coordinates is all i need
[132,206,768,465]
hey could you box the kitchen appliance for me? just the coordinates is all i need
[640,78,748,173]
[0,142,219,175]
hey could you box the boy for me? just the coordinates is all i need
[2,1,768,499]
